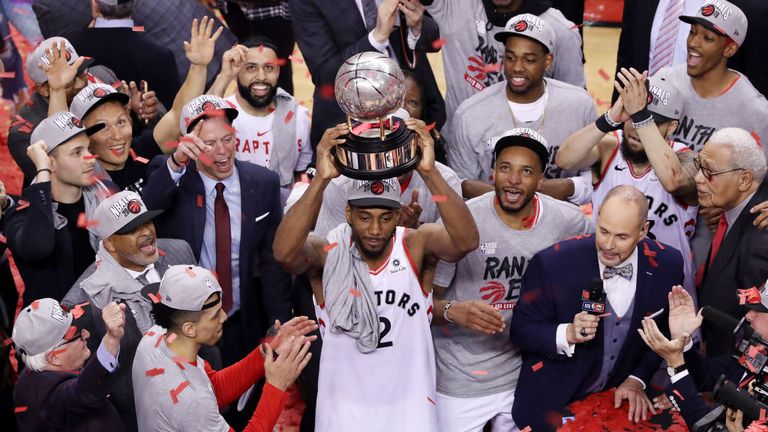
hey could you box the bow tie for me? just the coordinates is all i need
[602,264,633,281]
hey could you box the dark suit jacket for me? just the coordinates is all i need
[141,157,292,361]
[669,346,744,429]
[290,0,445,150]
[14,352,124,432]
[68,27,180,108]
[510,236,684,431]
[614,0,768,101]
[699,179,768,357]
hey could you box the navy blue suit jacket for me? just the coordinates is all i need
[510,235,684,431]
[142,157,292,358]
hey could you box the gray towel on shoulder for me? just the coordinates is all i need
[322,224,380,353]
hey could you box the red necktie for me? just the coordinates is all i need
[214,182,233,312]
[696,215,728,288]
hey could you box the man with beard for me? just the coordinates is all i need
[4,112,111,305]
[273,120,478,431]
[58,190,198,430]
[430,128,591,431]
[558,71,699,296]
[448,14,595,199]
[424,0,585,135]
[209,36,312,205]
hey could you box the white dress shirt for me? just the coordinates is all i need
[125,263,162,284]
[556,248,639,356]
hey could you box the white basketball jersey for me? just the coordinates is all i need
[592,131,698,294]
[316,227,439,432]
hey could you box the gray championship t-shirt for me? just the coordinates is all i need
[313,162,463,238]
[449,78,596,182]
[132,325,229,432]
[655,64,768,153]
[432,192,592,397]
[426,0,586,130]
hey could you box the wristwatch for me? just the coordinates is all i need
[667,363,687,377]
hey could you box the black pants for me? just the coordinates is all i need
[221,3,295,95]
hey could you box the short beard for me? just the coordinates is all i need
[494,185,535,214]
[237,80,277,108]
[351,229,395,260]
[620,138,649,165]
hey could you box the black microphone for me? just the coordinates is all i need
[581,279,606,315]
[713,376,764,420]
[701,306,753,340]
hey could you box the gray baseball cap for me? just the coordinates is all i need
[71,83,130,120]
[12,298,82,356]
[347,179,401,209]
[494,13,555,53]
[680,0,748,46]
[647,76,683,123]
[91,190,163,239]
[491,128,550,171]
[159,265,223,312]
[26,37,94,85]
[30,112,106,154]
[180,95,239,134]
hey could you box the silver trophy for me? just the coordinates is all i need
[332,52,420,180]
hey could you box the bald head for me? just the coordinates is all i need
[599,185,648,228]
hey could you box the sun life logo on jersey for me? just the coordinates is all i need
[390,258,406,274]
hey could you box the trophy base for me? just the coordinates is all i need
[332,117,421,180]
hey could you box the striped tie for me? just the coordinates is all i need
[649,0,684,76]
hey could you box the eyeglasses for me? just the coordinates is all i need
[693,157,744,181]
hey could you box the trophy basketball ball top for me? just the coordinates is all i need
[332,51,420,180]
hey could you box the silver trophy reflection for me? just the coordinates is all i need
[332,52,420,180]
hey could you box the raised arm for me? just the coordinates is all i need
[617,68,698,205]
[273,125,348,273]
[556,94,629,171]
[40,41,86,116]
[410,119,479,263]
[151,17,223,151]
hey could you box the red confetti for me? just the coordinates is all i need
[0,72,16,79]
[648,256,659,268]
[288,55,304,64]
[17,124,32,134]
[111,80,123,89]
[352,122,373,135]
[521,427,532,432]
[427,396,436,406]
[349,287,361,298]
[319,84,334,100]
[172,356,187,371]
[14,406,28,413]
[760,408,766,421]
[739,287,761,305]
[596,312,612,318]
[154,334,164,348]
[83,154,99,160]
[31,300,40,310]
[77,212,99,228]
[185,267,197,278]
[145,367,165,377]
[224,125,237,134]
[197,153,212,166]
[50,347,68,356]
[132,26,145,32]
[432,195,448,203]
[158,248,166,256]
[163,141,179,149]
[169,381,190,404]
[284,110,294,124]
[15,200,29,211]
[570,23,585,30]
[472,370,489,375]
[129,149,149,164]
[71,301,90,319]
[554,243,560,251]
[196,195,203,208]
[654,240,665,250]
[272,58,287,66]
[147,292,162,304]
[323,242,338,252]
[425,122,436,132]
[64,325,78,340]
[431,38,447,49]
[531,361,544,372]
[752,131,763,147]
[166,333,177,344]
[145,331,156,337]
[598,69,610,81]
[672,389,685,401]
[482,63,501,73]
[3,337,12,346]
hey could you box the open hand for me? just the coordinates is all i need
[614,377,656,422]
[39,41,85,91]
[184,16,224,66]
[263,337,312,391]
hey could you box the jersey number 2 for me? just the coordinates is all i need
[377,317,393,348]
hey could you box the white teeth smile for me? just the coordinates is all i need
[511,77,526,85]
